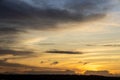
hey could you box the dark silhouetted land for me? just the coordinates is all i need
[0,74,120,80]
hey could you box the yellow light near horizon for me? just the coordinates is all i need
[83,64,101,71]
[74,64,102,74]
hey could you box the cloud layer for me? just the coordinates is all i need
[0,0,118,55]
[0,0,111,31]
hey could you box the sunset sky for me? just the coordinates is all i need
[0,0,120,76]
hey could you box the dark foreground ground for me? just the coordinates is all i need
[0,75,120,80]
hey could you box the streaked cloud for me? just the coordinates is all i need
[86,44,120,47]
[46,49,83,54]
[0,48,33,56]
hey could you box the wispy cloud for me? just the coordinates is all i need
[86,44,120,47]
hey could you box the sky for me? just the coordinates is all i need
[0,0,120,76]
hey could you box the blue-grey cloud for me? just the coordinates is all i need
[0,0,117,51]
[0,0,111,31]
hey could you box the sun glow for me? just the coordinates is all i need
[84,64,102,71]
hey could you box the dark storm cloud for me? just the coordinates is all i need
[0,0,114,49]
[0,0,33,18]
[0,0,107,19]
[0,0,111,31]
[0,48,33,56]
[46,49,83,54]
